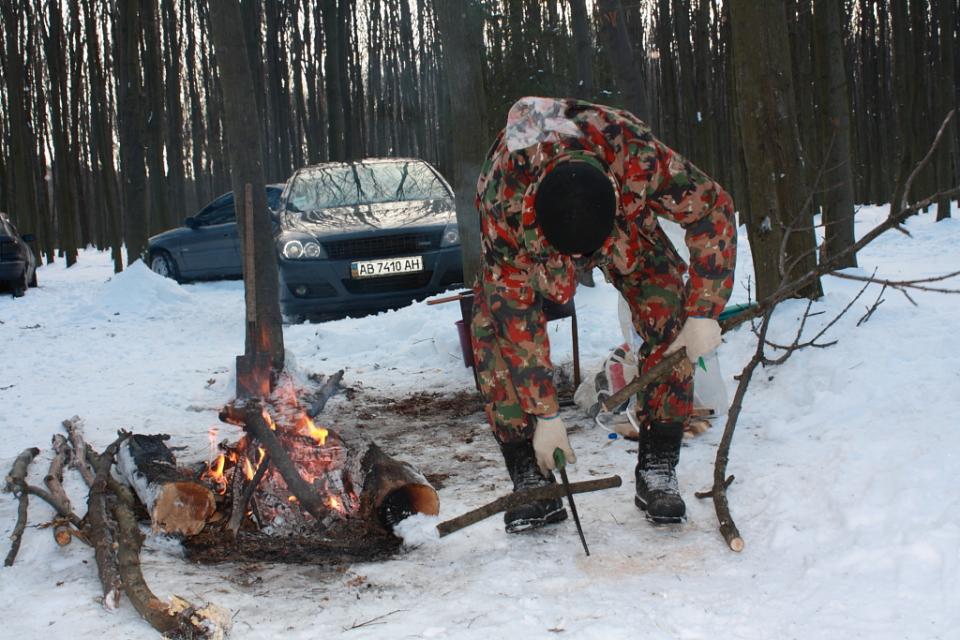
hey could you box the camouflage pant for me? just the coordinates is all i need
[472,250,694,443]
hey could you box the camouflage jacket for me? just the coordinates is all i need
[474,97,737,417]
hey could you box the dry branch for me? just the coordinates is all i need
[308,369,344,418]
[108,475,226,639]
[44,434,73,514]
[4,447,40,566]
[226,453,271,538]
[437,475,621,537]
[84,434,127,610]
[63,416,96,487]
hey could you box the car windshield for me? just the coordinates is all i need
[286,161,449,214]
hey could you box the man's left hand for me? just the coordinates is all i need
[665,317,722,362]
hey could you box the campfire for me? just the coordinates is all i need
[140,370,442,565]
[3,370,441,638]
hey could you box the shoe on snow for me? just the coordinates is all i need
[500,440,568,533]
[635,422,686,524]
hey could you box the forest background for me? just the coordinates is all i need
[0,0,956,290]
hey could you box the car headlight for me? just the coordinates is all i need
[440,223,460,247]
[281,239,326,259]
[282,240,304,259]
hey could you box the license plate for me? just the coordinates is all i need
[351,255,424,278]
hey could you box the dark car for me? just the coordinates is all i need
[147,184,284,282]
[275,158,463,321]
[0,212,38,297]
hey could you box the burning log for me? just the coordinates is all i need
[115,434,216,536]
[359,443,439,528]
[186,375,441,565]
[220,399,339,529]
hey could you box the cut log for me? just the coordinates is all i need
[359,443,440,529]
[116,434,216,536]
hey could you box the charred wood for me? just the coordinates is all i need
[220,399,338,529]
[360,443,439,530]
[307,369,344,418]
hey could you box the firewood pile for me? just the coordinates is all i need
[2,371,439,639]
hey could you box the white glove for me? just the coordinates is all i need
[665,317,722,363]
[532,415,576,474]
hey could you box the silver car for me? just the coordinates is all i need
[275,158,463,321]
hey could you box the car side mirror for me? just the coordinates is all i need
[21,233,35,243]
[184,216,199,229]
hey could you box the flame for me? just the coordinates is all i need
[327,495,344,513]
[243,456,256,481]
[288,496,298,503]
[203,454,228,494]
[262,409,277,431]
[300,415,328,446]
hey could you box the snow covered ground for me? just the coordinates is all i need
[1,204,958,639]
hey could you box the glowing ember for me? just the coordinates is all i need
[327,495,343,512]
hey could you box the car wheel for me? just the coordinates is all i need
[150,251,181,282]
[12,273,27,298]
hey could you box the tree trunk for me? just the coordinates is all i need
[116,0,149,266]
[815,0,857,267]
[569,0,594,99]
[730,0,822,300]
[207,0,285,373]
[596,0,648,121]
[434,0,487,285]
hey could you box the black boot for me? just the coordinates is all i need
[634,421,686,524]
[500,441,567,533]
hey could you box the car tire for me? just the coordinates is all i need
[150,250,181,282]
[12,273,27,298]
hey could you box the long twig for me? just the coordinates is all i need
[4,447,40,566]
[437,475,621,537]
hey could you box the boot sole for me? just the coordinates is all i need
[505,506,568,534]
[634,495,686,525]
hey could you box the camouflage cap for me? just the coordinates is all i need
[505,97,582,152]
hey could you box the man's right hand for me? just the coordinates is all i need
[533,415,576,475]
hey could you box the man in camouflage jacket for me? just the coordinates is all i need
[470,97,736,530]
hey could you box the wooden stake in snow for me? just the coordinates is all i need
[115,434,216,536]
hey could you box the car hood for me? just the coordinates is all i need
[148,227,191,245]
[282,198,455,235]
